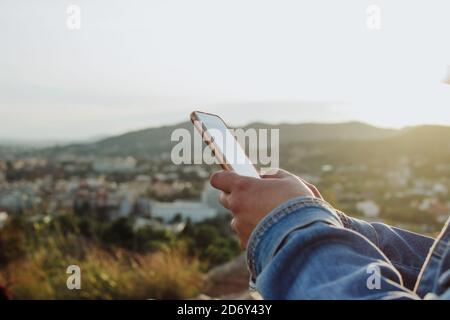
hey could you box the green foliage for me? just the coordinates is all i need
[0,220,27,266]
[101,217,135,249]
[0,243,203,299]
[0,217,204,299]
[204,238,240,266]
[134,226,174,253]
[0,212,241,299]
[182,222,241,268]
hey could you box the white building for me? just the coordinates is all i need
[93,157,137,173]
[133,217,185,233]
[147,181,226,222]
[150,200,217,222]
[356,200,380,218]
[0,211,8,229]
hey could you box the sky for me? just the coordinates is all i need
[0,0,449,141]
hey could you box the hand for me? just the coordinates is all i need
[210,168,322,248]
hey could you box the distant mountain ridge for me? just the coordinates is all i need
[246,121,398,144]
[35,121,450,158]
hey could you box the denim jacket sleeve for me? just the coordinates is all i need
[334,210,434,290]
[246,196,422,300]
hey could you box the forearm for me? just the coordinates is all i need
[247,197,420,300]
[335,210,434,289]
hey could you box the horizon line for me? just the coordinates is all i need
[1,119,449,147]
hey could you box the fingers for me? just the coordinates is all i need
[230,218,248,249]
[299,178,323,199]
[210,170,257,193]
[218,191,231,209]
[210,170,240,193]
[260,168,292,179]
[230,217,237,233]
[218,191,242,213]
[260,168,324,199]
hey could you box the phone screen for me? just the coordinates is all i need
[192,112,260,178]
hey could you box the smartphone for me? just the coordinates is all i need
[190,111,260,178]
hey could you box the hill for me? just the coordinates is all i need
[36,121,404,158]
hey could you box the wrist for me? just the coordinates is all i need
[246,196,343,284]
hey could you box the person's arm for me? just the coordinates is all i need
[334,211,434,290]
[247,197,420,299]
[209,169,425,299]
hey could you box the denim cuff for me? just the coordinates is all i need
[246,196,343,285]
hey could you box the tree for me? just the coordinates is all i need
[170,213,183,224]
[102,217,135,249]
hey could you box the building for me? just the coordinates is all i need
[133,217,185,233]
[0,211,8,229]
[147,181,224,222]
[150,200,217,223]
[356,200,380,218]
[92,157,137,173]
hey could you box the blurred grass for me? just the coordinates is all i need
[0,223,204,299]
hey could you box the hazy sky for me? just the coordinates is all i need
[1,0,449,141]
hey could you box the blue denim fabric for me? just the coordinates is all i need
[246,196,450,300]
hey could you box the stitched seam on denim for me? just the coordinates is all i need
[431,235,449,259]
[434,219,450,258]
[414,238,444,293]
[335,210,350,228]
[437,245,450,291]
[429,246,449,293]
[247,198,338,277]
[414,220,450,294]
[432,246,447,259]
